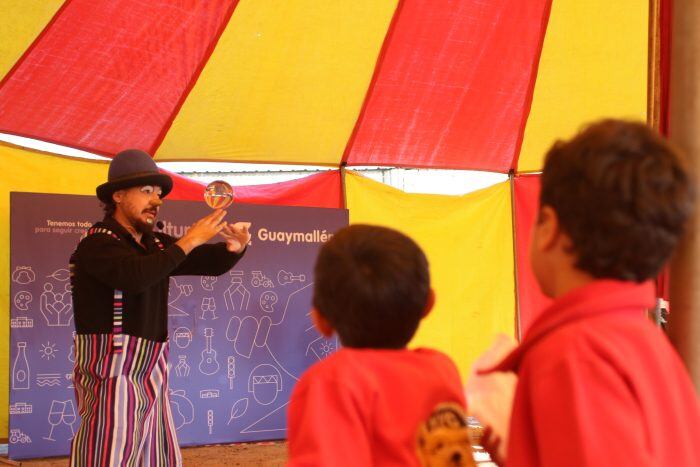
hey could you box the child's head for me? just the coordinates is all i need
[531,119,695,295]
[312,224,432,349]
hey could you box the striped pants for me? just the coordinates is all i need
[70,334,182,466]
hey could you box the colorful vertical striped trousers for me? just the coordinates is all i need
[69,334,182,466]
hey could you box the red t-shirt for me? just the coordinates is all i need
[287,347,466,466]
[489,279,700,466]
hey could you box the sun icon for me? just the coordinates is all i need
[40,341,59,360]
[319,341,334,357]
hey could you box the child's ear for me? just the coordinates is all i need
[421,288,436,319]
[534,205,561,251]
[311,308,334,337]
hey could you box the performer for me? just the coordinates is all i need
[69,149,251,466]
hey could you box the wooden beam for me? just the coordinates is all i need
[668,0,700,391]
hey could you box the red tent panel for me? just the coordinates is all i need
[0,0,237,157]
[235,171,343,209]
[513,174,551,335]
[344,0,551,171]
[166,169,207,201]
[167,170,342,209]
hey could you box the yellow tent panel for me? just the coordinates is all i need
[0,143,107,437]
[517,0,648,173]
[0,0,64,80]
[156,0,397,164]
[345,172,516,377]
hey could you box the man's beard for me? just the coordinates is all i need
[126,210,155,234]
[135,217,155,234]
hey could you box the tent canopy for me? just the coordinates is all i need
[0,0,646,171]
[0,0,650,439]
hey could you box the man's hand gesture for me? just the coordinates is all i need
[176,210,228,254]
[220,222,251,254]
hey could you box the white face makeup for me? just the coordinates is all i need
[139,186,163,226]
[114,185,163,234]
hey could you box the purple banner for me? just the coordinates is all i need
[9,192,348,460]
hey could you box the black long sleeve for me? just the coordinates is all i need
[167,234,245,277]
[71,217,245,341]
[76,234,186,293]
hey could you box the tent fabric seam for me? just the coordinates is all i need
[511,0,554,172]
[149,0,243,158]
[340,0,404,165]
[0,0,72,92]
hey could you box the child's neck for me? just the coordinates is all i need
[547,267,595,299]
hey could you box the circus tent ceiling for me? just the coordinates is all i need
[0,0,652,440]
[0,0,641,174]
[0,0,648,172]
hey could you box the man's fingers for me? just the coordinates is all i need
[232,222,251,237]
[209,209,227,223]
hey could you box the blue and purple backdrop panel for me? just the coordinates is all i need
[9,192,348,460]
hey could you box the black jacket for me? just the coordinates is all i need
[70,216,244,341]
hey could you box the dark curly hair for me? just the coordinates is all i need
[101,200,116,217]
[313,224,430,348]
[540,119,695,282]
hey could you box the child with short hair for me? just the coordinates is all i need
[287,225,473,467]
[469,120,700,466]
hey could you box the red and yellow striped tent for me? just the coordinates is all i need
[0,0,650,437]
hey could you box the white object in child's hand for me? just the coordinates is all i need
[465,334,518,464]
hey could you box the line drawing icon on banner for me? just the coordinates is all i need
[175,355,191,377]
[248,364,283,406]
[227,356,236,389]
[36,373,62,387]
[227,398,249,424]
[200,297,218,320]
[306,335,338,361]
[277,269,305,285]
[168,278,193,316]
[305,309,338,361]
[200,275,217,291]
[68,331,76,363]
[9,402,33,415]
[199,328,220,375]
[10,429,32,444]
[200,389,220,399]
[40,341,59,360]
[240,402,288,435]
[44,400,76,441]
[12,266,36,284]
[12,341,30,390]
[224,271,250,312]
[14,291,32,311]
[207,410,214,435]
[251,271,273,288]
[10,316,34,328]
[259,291,278,313]
[173,327,193,349]
[169,389,195,430]
[47,268,71,281]
[40,283,73,326]
[226,315,262,358]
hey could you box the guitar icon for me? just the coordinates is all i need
[278,270,306,285]
[199,328,220,375]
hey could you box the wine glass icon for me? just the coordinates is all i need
[63,400,76,439]
[44,400,64,441]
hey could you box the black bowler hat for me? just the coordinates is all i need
[96,149,173,203]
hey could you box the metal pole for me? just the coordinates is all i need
[508,170,522,341]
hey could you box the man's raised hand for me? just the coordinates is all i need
[176,210,228,254]
[220,222,252,254]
